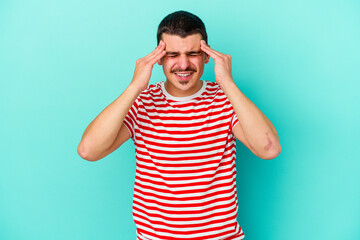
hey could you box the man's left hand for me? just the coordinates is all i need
[200,40,233,85]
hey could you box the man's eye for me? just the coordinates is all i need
[189,53,201,57]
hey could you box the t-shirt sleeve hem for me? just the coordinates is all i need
[232,121,239,130]
[122,120,134,141]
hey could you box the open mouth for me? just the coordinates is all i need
[174,72,193,81]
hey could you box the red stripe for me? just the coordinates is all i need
[138,105,232,121]
[133,179,237,202]
[133,215,240,240]
[135,174,236,195]
[132,209,237,228]
[135,144,236,162]
[135,155,235,168]
[137,134,229,148]
[136,111,233,128]
[141,96,230,109]
[133,190,236,209]
[138,100,229,114]
[135,157,233,175]
[135,163,235,184]
[136,124,230,140]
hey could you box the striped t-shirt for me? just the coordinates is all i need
[123,80,245,240]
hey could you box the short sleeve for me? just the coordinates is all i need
[123,98,140,141]
[230,111,239,132]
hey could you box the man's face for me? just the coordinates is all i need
[158,33,209,97]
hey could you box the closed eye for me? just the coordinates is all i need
[165,52,201,57]
[165,52,178,57]
[188,52,202,57]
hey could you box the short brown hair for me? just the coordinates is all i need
[157,10,208,45]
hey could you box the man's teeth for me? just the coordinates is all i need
[176,73,191,77]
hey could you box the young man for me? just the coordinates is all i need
[78,11,281,240]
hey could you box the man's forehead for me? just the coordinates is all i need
[162,33,202,51]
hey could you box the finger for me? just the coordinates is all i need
[200,45,220,60]
[156,40,166,51]
[200,40,223,58]
[201,45,222,58]
[149,50,166,65]
[150,41,166,57]
[144,41,166,60]
[148,42,166,62]
[200,45,219,60]
[200,40,222,55]
[154,40,165,49]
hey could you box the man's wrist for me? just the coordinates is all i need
[217,76,236,90]
[127,82,145,96]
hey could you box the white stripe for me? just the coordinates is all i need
[136,155,233,171]
[135,161,236,181]
[136,128,230,143]
[136,114,230,131]
[135,145,236,159]
[134,179,237,200]
[133,191,237,213]
[137,100,230,116]
[135,174,236,193]
[133,209,237,230]
[133,208,237,226]
[139,95,228,109]
[136,138,229,153]
[135,152,236,165]
[133,216,237,239]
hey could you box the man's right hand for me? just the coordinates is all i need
[130,40,166,92]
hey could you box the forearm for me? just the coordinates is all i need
[199,41,280,158]
[219,80,281,158]
[78,84,141,159]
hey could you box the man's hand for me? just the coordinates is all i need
[130,40,166,92]
[200,40,233,86]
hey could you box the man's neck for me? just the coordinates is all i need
[164,80,203,97]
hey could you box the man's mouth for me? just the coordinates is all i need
[174,72,194,81]
[176,73,191,77]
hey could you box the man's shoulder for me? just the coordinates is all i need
[203,80,225,96]
[205,80,220,90]
[139,82,163,97]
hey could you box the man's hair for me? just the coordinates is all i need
[157,10,208,45]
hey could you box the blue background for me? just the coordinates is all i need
[1,0,359,239]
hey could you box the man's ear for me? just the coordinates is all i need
[157,58,163,65]
[204,53,210,64]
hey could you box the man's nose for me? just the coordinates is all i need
[177,55,190,70]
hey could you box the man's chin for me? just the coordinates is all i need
[178,80,190,85]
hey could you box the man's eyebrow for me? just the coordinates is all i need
[187,51,202,54]
[165,51,179,55]
[165,51,202,55]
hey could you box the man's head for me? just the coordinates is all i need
[157,10,208,45]
[156,11,210,97]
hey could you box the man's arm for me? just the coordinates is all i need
[77,41,166,161]
[228,88,281,159]
[200,40,281,160]
[225,82,281,160]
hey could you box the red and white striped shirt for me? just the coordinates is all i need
[123,80,245,240]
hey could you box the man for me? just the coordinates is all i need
[78,10,281,240]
